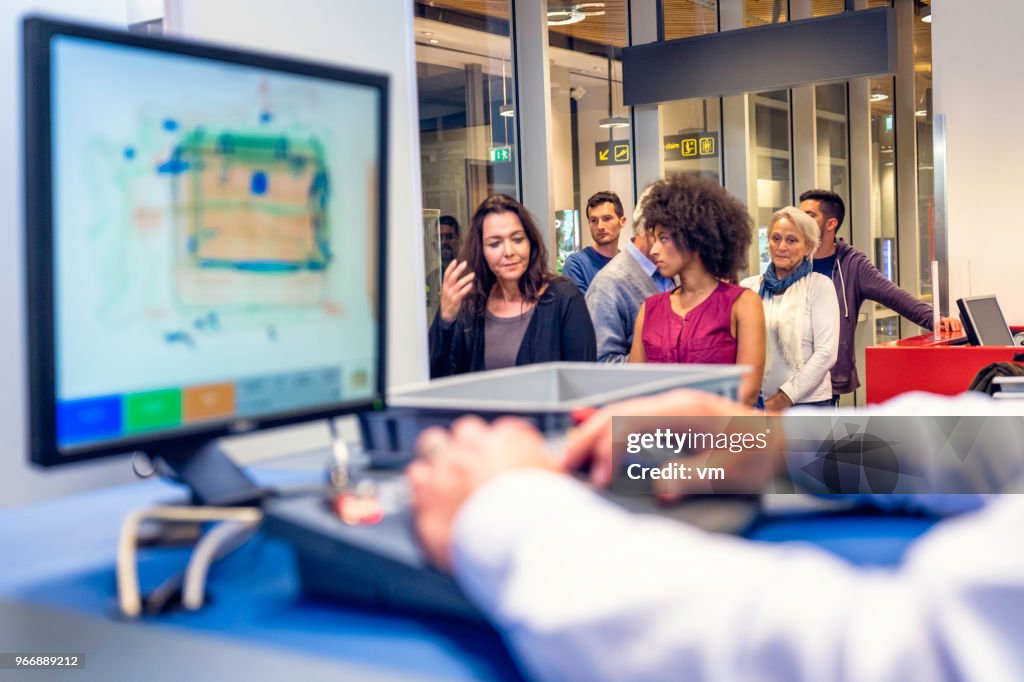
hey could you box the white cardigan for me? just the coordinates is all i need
[740,272,840,404]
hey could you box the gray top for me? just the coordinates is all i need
[585,244,666,364]
[484,308,535,371]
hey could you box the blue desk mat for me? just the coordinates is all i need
[0,470,522,681]
[0,468,940,681]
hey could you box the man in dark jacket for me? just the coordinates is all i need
[798,189,962,401]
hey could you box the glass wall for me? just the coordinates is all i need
[662,0,719,39]
[410,0,934,355]
[413,1,518,315]
[662,97,723,184]
[815,82,850,210]
[745,0,788,25]
[547,4,633,270]
[811,0,846,16]
[914,1,934,297]
[753,90,792,274]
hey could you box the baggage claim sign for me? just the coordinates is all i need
[663,132,719,160]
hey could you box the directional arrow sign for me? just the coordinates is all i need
[596,141,631,167]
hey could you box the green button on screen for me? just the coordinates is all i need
[124,389,182,432]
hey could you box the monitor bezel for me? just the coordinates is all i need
[23,16,389,467]
[956,295,1013,347]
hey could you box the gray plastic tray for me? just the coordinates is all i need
[360,362,745,461]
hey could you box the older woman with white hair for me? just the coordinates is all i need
[740,207,839,409]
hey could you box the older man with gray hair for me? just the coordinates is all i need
[584,186,675,363]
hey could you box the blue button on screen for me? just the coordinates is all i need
[58,395,123,446]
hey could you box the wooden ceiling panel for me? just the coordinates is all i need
[422,0,628,47]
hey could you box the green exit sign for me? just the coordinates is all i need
[490,146,511,163]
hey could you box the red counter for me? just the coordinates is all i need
[865,328,1023,404]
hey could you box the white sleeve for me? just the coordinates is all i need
[784,391,1024,515]
[452,469,1024,682]
[779,277,840,403]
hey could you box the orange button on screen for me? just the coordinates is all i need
[183,383,236,422]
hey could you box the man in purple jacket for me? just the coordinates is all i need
[798,189,962,403]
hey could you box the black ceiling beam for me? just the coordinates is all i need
[623,7,895,105]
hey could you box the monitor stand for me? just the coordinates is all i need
[153,440,273,507]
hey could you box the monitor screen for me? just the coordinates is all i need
[24,17,388,466]
[958,296,1013,347]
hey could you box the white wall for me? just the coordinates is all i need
[932,0,1024,323]
[1,2,138,509]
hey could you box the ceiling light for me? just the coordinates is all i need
[548,9,585,25]
[575,2,606,16]
[870,90,889,102]
[428,39,439,44]
[598,115,629,129]
[499,104,515,118]
[422,31,433,36]
[921,6,931,22]
[548,2,605,26]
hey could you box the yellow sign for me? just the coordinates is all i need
[598,148,610,161]
[699,136,715,156]
[614,144,630,162]
[682,138,698,157]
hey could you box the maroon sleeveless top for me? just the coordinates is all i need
[641,281,745,364]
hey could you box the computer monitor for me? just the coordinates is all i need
[956,295,1013,346]
[23,17,388,503]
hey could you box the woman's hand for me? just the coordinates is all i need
[764,391,793,411]
[440,260,475,322]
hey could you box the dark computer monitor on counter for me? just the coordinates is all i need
[956,295,1014,346]
[23,16,388,503]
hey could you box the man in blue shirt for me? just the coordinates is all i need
[562,191,625,293]
[585,187,674,362]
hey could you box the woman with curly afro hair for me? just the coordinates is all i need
[628,175,765,406]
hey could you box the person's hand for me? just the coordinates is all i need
[939,316,963,332]
[763,391,793,412]
[408,416,559,572]
[561,389,764,487]
[439,260,475,322]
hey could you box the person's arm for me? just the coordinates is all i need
[585,286,630,364]
[411,404,1024,682]
[628,303,647,363]
[776,278,840,404]
[854,251,935,329]
[429,260,476,378]
[561,253,588,294]
[732,289,766,407]
[428,312,455,378]
[450,466,1022,682]
[784,392,1024,515]
[559,287,597,362]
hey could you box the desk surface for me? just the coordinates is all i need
[0,468,937,681]
[866,330,1023,403]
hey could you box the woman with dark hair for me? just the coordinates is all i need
[629,175,765,406]
[430,194,596,378]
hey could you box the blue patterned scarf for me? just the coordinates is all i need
[759,258,812,299]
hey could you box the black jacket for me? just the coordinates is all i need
[429,278,597,378]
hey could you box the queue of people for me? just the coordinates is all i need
[428,178,960,411]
